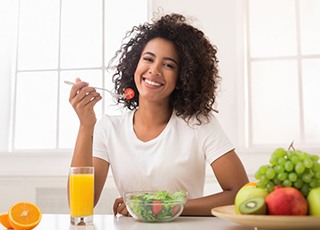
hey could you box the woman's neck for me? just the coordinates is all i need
[135,99,172,126]
[134,106,172,126]
[132,100,173,142]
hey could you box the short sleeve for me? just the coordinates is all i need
[197,115,235,165]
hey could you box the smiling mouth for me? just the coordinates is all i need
[143,78,163,87]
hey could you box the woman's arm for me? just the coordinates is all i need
[93,157,109,206]
[69,78,101,167]
[181,150,249,216]
[68,78,108,206]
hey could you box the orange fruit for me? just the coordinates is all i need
[8,202,42,230]
[243,182,257,187]
[0,212,13,229]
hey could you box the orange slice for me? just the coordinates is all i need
[8,202,42,230]
[0,212,13,229]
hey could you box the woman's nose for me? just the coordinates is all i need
[148,64,161,76]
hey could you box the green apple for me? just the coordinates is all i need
[307,187,320,216]
[235,184,268,214]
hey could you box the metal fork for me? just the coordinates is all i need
[64,80,124,99]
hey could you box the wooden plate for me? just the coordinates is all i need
[211,205,320,230]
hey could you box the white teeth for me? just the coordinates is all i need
[145,79,161,86]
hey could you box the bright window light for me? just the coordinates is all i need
[12,0,148,150]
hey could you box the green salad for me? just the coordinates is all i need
[126,190,187,222]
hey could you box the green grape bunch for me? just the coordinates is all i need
[254,145,320,197]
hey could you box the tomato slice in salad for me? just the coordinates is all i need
[152,200,163,215]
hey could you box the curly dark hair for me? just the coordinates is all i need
[110,13,220,124]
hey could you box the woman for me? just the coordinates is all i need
[69,13,248,216]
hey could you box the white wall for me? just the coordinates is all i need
[0,0,18,151]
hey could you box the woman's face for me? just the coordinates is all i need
[134,37,179,104]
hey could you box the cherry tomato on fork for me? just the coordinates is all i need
[124,88,135,100]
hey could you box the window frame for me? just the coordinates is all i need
[9,0,151,151]
[244,0,320,152]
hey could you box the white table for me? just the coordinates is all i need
[14,214,254,230]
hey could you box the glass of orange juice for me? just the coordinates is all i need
[69,167,94,225]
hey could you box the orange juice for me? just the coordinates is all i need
[69,173,94,217]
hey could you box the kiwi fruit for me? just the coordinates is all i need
[239,197,267,215]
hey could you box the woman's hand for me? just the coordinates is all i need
[69,78,102,127]
[113,197,131,217]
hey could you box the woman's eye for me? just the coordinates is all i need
[164,63,175,70]
[143,57,153,62]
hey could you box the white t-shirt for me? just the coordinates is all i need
[93,110,234,198]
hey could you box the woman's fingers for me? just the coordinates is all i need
[113,197,124,215]
[69,81,101,109]
[87,92,102,108]
[113,197,130,216]
[76,89,100,107]
[69,79,88,103]
[68,78,102,126]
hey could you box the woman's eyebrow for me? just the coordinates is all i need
[142,51,178,65]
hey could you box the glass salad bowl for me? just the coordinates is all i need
[123,190,188,222]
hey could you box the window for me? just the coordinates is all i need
[245,0,320,148]
[4,0,318,154]
[11,0,149,150]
